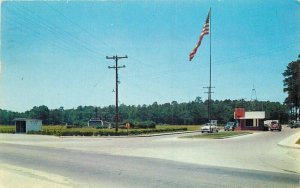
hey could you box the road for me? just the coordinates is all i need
[0,126,299,188]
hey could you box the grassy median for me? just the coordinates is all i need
[181,131,252,139]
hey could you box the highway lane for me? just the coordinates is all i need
[0,143,298,188]
[2,126,295,173]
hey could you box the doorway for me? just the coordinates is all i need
[16,120,26,133]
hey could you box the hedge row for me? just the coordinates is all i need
[0,129,15,134]
[27,127,187,136]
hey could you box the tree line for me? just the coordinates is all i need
[283,55,300,121]
[0,98,288,126]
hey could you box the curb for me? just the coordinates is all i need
[59,130,201,139]
[277,142,300,149]
[127,130,201,137]
[277,131,300,149]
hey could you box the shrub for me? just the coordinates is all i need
[133,121,156,129]
[0,129,15,134]
[25,126,187,136]
[0,126,15,134]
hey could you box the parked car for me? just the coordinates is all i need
[224,122,236,131]
[290,121,300,128]
[269,121,282,131]
[201,123,219,133]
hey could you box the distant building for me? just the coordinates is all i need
[210,120,218,125]
[88,118,103,128]
[234,108,266,131]
[14,118,42,133]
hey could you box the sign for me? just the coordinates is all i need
[234,108,245,119]
[125,123,130,129]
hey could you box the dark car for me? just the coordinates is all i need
[269,121,281,131]
[290,121,300,128]
[224,122,236,131]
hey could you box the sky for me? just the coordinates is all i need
[0,0,300,112]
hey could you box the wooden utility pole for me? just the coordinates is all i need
[107,55,127,132]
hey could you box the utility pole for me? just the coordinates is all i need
[204,86,214,122]
[204,8,214,124]
[107,55,127,132]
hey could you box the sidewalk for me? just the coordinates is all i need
[278,130,300,149]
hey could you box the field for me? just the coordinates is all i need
[0,124,201,136]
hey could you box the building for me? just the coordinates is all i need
[88,118,103,128]
[234,108,266,131]
[14,118,42,133]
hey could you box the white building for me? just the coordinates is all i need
[234,108,266,130]
[14,118,42,133]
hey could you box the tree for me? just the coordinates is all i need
[283,55,300,120]
[26,105,50,124]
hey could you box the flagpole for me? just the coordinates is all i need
[208,8,212,123]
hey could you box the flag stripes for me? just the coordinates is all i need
[189,11,210,61]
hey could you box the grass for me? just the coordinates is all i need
[40,124,202,133]
[180,131,252,139]
[296,138,300,145]
[156,125,200,131]
[0,125,15,133]
[0,124,197,136]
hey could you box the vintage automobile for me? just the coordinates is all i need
[290,121,300,128]
[201,123,219,133]
[224,122,237,131]
[269,121,282,131]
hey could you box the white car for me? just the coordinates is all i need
[201,123,219,133]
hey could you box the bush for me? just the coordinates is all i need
[133,121,156,129]
[0,126,15,134]
[25,127,187,136]
[0,129,15,134]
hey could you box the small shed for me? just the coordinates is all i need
[14,118,42,133]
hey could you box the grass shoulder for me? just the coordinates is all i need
[180,131,252,139]
[296,138,300,145]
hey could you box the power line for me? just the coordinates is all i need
[106,55,127,132]
[7,5,104,61]
[43,1,116,54]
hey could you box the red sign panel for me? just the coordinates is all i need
[235,108,245,119]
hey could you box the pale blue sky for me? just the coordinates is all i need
[1,0,300,112]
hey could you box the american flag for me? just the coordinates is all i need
[189,10,210,61]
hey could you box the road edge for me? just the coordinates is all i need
[277,130,300,149]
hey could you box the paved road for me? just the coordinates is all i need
[0,143,298,188]
[0,126,299,187]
